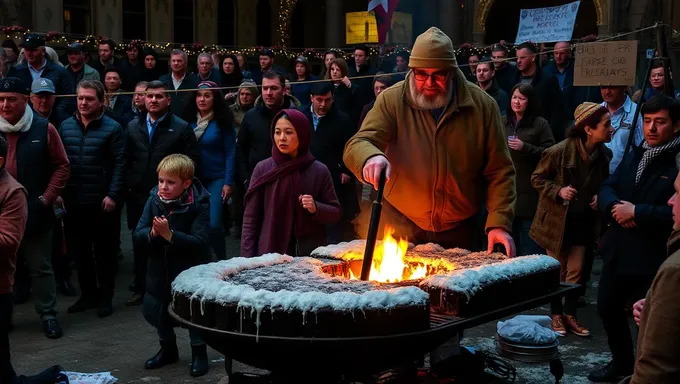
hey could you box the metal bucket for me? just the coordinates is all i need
[495,333,560,363]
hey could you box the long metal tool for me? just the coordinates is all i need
[360,169,387,281]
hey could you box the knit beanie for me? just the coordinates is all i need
[574,102,607,128]
[239,80,259,98]
[408,27,457,69]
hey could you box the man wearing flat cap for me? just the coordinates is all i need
[7,33,76,126]
[0,77,70,339]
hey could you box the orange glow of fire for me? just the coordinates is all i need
[349,226,428,283]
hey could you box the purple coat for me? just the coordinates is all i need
[241,158,342,257]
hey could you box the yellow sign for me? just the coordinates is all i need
[346,12,379,44]
[387,12,412,45]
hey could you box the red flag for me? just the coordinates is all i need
[368,0,399,45]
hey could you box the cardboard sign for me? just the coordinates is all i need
[574,40,638,86]
[515,1,580,43]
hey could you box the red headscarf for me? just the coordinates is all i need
[245,109,315,236]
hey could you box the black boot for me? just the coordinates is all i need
[587,360,633,382]
[145,340,179,369]
[190,344,209,377]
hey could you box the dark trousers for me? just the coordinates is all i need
[597,262,654,367]
[229,179,246,233]
[143,294,203,345]
[51,218,71,284]
[127,195,146,295]
[64,205,119,303]
[0,293,16,383]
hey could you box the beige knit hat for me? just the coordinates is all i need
[574,102,605,127]
[408,27,457,69]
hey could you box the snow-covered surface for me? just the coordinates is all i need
[310,239,416,260]
[420,255,560,298]
[172,254,429,314]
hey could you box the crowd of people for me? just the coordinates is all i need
[1,26,680,383]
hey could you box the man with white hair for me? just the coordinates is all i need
[195,52,221,83]
[159,49,200,116]
[8,33,75,125]
[344,27,516,256]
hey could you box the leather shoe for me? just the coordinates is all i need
[67,297,97,313]
[125,293,144,306]
[145,341,179,369]
[58,280,77,297]
[588,360,633,382]
[190,344,209,377]
[42,319,63,339]
[97,303,114,318]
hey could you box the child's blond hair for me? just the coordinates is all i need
[157,154,195,181]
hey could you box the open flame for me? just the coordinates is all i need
[349,226,428,283]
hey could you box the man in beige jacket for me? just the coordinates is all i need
[344,27,516,256]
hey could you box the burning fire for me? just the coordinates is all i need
[349,227,428,283]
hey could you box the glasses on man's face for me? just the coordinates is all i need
[413,71,448,82]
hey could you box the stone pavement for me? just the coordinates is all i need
[9,230,635,383]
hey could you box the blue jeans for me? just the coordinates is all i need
[143,294,203,346]
[512,218,545,256]
[204,178,227,259]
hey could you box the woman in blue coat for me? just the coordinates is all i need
[182,81,236,259]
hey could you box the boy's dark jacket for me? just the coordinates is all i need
[133,177,211,301]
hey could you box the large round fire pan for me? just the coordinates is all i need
[168,307,455,376]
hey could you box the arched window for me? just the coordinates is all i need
[123,0,147,40]
[256,0,272,46]
[174,0,194,44]
[63,0,92,35]
[218,0,236,46]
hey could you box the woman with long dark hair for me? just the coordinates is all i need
[182,81,236,260]
[326,57,360,125]
[530,102,613,337]
[241,109,342,257]
[220,54,243,103]
[505,83,555,255]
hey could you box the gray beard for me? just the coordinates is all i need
[408,77,453,110]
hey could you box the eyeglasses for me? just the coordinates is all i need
[413,71,449,82]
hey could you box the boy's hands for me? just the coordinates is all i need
[152,216,172,242]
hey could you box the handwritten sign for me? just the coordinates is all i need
[574,40,638,86]
[515,1,580,43]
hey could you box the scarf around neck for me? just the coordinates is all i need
[0,107,33,133]
[636,137,680,184]
[194,111,214,141]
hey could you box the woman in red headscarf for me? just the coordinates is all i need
[241,109,342,257]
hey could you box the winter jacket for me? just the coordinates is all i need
[241,159,342,257]
[158,72,201,117]
[8,60,76,124]
[119,59,143,91]
[344,69,516,233]
[514,68,566,141]
[195,68,222,84]
[348,64,377,109]
[505,115,555,218]
[235,94,301,180]
[133,179,210,301]
[529,138,610,256]
[0,170,27,294]
[597,144,680,276]
[484,79,510,117]
[189,120,236,186]
[333,82,361,126]
[495,63,519,95]
[125,112,201,205]
[291,75,320,104]
[544,60,603,124]
[230,100,254,135]
[90,57,123,80]
[631,229,680,384]
[65,63,101,82]
[107,93,135,127]
[59,113,125,205]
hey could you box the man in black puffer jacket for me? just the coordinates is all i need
[58,80,125,318]
[124,80,200,305]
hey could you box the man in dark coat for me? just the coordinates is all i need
[8,33,76,125]
[236,71,301,185]
[544,42,602,126]
[89,39,122,81]
[159,49,200,117]
[119,44,143,92]
[103,67,134,126]
[514,42,565,141]
[476,59,509,117]
[348,45,377,109]
[124,80,201,306]
[491,44,518,95]
[58,80,125,318]
[300,83,359,241]
[590,95,680,383]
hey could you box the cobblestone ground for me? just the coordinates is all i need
[10,222,635,383]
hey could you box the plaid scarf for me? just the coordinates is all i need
[636,137,680,184]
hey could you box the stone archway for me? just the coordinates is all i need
[473,0,610,43]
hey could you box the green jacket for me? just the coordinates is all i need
[65,64,100,82]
